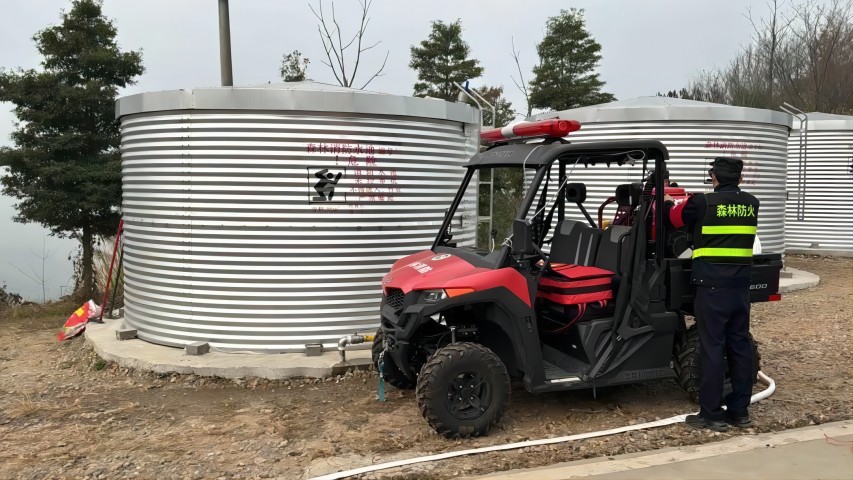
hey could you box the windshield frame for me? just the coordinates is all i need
[431,162,548,267]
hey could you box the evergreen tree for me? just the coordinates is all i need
[0,0,144,299]
[529,9,615,111]
[410,20,484,101]
[280,50,309,82]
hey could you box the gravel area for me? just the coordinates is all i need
[0,255,850,479]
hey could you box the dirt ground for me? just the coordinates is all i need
[1,255,851,480]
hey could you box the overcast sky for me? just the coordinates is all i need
[0,0,803,300]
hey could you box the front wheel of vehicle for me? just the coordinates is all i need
[416,342,510,438]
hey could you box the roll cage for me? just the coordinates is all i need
[433,140,671,268]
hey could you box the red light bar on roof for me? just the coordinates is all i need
[480,119,581,143]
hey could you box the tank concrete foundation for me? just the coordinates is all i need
[85,319,372,379]
[85,267,818,380]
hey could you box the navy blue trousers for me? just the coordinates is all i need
[695,285,753,420]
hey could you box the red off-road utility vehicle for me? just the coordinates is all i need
[372,120,782,438]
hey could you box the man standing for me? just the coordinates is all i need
[666,157,760,432]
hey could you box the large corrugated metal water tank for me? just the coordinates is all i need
[532,97,791,253]
[785,112,853,256]
[116,83,480,352]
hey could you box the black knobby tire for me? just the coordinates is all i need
[415,342,510,438]
[674,325,761,403]
[371,329,416,390]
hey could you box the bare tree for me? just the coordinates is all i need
[782,0,853,112]
[309,0,389,89]
[10,238,55,303]
[687,68,729,104]
[745,0,795,104]
[683,0,853,114]
[510,37,533,118]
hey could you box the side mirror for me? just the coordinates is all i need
[512,219,535,255]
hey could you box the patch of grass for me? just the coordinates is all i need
[93,359,108,371]
[7,394,53,419]
[0,298,80,330]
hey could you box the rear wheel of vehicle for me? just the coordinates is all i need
[416,342,510,438]
[674,325,761,403]
[371,329,416,390]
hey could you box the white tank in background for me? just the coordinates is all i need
[785,112,853,256]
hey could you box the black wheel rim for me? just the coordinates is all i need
[445,371,492,420]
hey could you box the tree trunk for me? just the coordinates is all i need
[81,226,94,300]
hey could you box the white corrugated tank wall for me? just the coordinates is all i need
[533,98,791,253]
[117,85,479,352]
[785,113,853,255]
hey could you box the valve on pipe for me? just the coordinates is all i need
[337,333,375,362]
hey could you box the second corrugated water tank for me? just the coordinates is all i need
[533,97,791,253]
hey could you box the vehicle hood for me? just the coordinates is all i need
[381,250,489,294]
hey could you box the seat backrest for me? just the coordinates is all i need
[595,225,632,274]
[550,219,601,266]
[615,183,643,207]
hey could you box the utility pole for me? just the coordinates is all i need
[218,0,233,86]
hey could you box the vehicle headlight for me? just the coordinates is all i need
[421,289,447,303]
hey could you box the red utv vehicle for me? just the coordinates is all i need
[372,120,782,438]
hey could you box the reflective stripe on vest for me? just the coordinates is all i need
[692,247,754,259]
[692,191,759,264]
[700,225,758,235]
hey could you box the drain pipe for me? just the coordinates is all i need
[310,371,777,480]
[337,333,375,362]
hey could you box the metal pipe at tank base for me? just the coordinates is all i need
[338,333,375,362]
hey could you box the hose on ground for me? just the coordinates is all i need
[310,371,776,480]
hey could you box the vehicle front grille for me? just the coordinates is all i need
[385,288,405,314]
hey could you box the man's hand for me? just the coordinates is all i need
[664,194,674,202]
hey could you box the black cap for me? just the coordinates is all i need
[709,157,743,177]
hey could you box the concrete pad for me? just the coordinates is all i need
[84,319,372,379]
[779,266,820,293]
[468,420,853,480]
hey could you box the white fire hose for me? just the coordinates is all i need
[310,371,776,480]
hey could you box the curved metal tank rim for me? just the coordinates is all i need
[531,96,793,128]
[793,112,853,131]
[115,84,480,125]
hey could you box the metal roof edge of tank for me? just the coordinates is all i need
[529,96,793,127]
[794,112,853,131]
[115,82,480,124]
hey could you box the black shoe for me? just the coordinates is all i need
[686,414,729,432]
[724,413,753,428]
